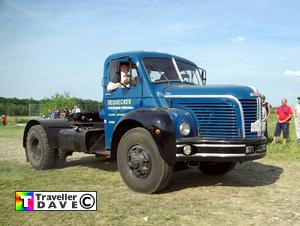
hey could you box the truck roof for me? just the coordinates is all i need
[104,51,196,66]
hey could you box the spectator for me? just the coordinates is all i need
[261,95,272,139]
[54,109,60,119]
[72,105,81,114]
[64,107,70,118]
[60,110,66,119]
[294,97,300,141]
[48,109,52,118]
[1,114,7,126]
[50,110,55,119]
[272,98,292,144]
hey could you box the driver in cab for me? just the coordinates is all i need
[107,62,131,92]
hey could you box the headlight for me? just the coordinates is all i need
[179,122,190,136]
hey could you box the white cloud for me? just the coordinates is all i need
[283,70,300,77]
[230,36,246,44]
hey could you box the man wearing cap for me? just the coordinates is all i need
[294,97,300,141]
[272,98,293,144]
[107,62,131,92]
[261,95,272,139]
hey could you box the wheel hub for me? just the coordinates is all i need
[128,145,151,179]
[30,137,42,160]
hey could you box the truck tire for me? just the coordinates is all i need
[199,162,236,176]
[117,127,173,194]
[26,125,55,170]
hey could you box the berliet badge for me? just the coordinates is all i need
[250,91,261,97]
[249,86,261,97]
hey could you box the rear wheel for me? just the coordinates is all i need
[199,162,236,175]
[26,125,56,170]
[117,127,173,194]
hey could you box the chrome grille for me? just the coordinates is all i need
[239,99,258,138]
[175,102,240,138]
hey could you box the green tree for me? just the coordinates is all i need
[0,92,102,116]
[40,92,77,116]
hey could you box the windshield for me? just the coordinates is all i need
[143,57,203,85]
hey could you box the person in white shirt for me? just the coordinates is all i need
[261,95,272,139]
[294,97,300,140]
[107,62,131,92]
[72,105,81,114]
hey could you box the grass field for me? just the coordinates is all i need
[0,115,299,226]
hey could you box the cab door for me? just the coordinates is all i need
[103,58,142,149]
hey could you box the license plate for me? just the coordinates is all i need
[256,144,266,153]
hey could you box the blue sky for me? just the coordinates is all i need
[0,0,299,105]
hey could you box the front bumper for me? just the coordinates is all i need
[176,136,267,162]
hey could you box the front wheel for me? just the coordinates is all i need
[199,162,236,175]
[117,127,173,194]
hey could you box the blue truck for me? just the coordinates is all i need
[23,51,267,193]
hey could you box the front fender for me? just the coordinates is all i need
[115,109,177,163]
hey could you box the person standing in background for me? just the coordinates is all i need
[55,109,60,119]
[64,107,70,118]
[1,115,7,126]
[294,97,300,141]
[261,95,272,139]
[60,110,66,119]
[272,98,292,144]
[72,105,81,114]
[50,110,55,119]
[48,109,52,118]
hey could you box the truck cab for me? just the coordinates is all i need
[23,51,267,194]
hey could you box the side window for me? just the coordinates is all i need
[109,60,118,82]
[108,59,139,86]
[131,62,139,80]
[130,62,140,87]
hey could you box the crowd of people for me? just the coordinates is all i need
[47,105,81,119]
[262,96,300,144]
[1,105,82,126]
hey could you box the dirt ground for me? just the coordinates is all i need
[1,135,300,226]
